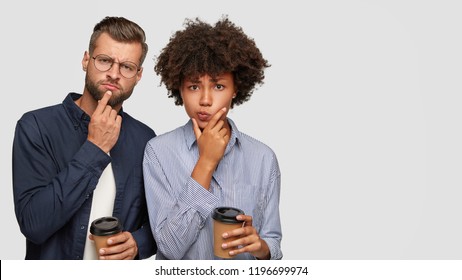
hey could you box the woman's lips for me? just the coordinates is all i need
[197,112,210,122]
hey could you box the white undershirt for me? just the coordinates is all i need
[83,162,116,260]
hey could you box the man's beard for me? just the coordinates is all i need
[85,75,133,108]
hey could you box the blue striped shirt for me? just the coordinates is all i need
[143,118,282,260]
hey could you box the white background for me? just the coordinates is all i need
[1,0,461,260]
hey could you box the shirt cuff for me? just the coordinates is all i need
[178,177,219,220]
[263,237,283,260]
[74,140,111,176]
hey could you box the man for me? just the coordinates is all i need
[12,16,156,260]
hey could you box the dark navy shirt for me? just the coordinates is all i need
[12,93,157,259]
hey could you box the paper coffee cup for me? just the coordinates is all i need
[90,216,122,258]
[212,207,245,258]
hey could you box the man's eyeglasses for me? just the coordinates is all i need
[92,54,140,79]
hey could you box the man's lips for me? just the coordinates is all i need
[102,83,119,91]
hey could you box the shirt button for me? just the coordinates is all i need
[80,225,85,230]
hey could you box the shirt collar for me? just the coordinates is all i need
[63,93,89,129]
[63,92,125,129]
[183,118,240,152]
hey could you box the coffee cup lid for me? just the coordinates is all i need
[90,216,122,236]
[212,207,245,224]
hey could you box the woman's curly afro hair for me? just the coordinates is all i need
[154,16,270,108]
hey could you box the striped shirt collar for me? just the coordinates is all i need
[183,118,240,154]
